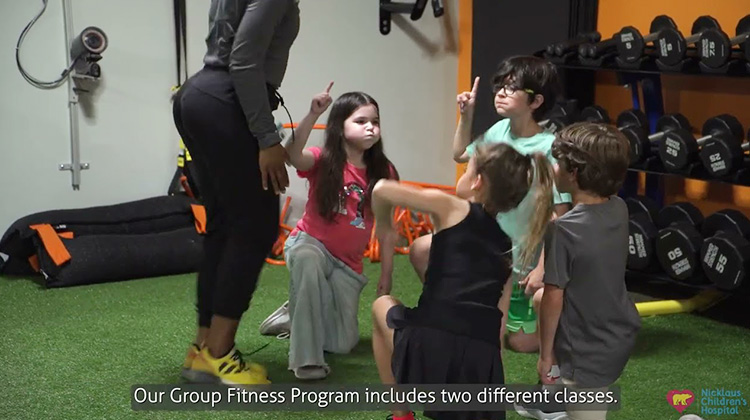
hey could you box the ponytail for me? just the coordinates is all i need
[517,153,555,271]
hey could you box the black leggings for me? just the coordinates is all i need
[172,68,279,327]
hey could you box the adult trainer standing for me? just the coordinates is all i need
[173,0,300,385]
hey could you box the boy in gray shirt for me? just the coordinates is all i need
[538,122,641,420]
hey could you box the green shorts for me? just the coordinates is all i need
[506,280,537,334]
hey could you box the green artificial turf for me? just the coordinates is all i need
[1,255,748,419]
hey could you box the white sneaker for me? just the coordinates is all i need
[259,301,290,336]
[293,365,331,380]
[515,368,567,419]
[514,405,568,420]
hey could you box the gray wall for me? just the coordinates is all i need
[1,0,458,231]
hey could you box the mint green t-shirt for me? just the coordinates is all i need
[466,118,572,276]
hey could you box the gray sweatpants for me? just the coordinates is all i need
[284,231,369,371]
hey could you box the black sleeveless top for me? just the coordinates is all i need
[404,203,512,345]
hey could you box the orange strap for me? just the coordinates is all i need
[58,232,74,239]
[191,204,207,234]
[29,224,71,267]
[283,123,326,130]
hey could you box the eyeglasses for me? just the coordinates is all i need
[493,84,535,96]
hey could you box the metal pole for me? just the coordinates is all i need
[61,0,86,190]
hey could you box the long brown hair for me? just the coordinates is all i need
[474,143,554,269]
[315,92,397,221]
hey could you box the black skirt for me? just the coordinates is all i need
[387,305,506,420]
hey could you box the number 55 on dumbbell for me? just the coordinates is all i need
[700,209,750,292]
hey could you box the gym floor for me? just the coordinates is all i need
[1,255,748,419]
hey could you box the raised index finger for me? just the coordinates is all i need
[324,81,334,94]
[470,76,480,96]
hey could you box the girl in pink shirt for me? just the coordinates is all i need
[260,82,398,380]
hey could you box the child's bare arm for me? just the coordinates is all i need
[285,82,333,171]
[452,77,480,163]
[554,203,572,217]
[521,204,571,295]
[376,230,397,296]
[539,285,563,358]
[498,276,513,353]
[372,180,468,233]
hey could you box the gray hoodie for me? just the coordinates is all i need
[204,0,300,149]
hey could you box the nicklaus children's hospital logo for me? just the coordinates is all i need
[668,390,695,414]
[667,388,747,416]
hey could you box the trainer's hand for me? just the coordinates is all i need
[259,144,290,194]
[457,76,480,114]
[310,81,334,116]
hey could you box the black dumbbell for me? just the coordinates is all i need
[660,115,744,171]
[539,102,579,133]
[581,107,649,132]
[623,113,691,165]
[700,209,750,291]
[579,36,618,58]
[699,126,750,178]
[579,105,611,123]
[698,14,750,69]
[655,202,706,281]
[547,31,601,56]
[656,16,721,66]
[581,107,663,166]
[703,126,750,177]
[616,15,678,63]
[627,196,660,270]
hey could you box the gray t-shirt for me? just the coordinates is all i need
[204,0,300,149]
[543,196,641,388]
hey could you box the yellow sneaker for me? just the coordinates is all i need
[181,343,202,382]
[182,344,268,383]
[191,346,271,385]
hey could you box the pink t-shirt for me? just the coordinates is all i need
[294,147,384,274]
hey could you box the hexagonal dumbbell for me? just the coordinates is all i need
[624,113,691,165]
[655,16,721,66]
[660,114,744,171]
[579,37,617,59]
[580,107,649,131]
[698,14,750,69]
[626,195,660,271]
[700,209,750,291]
[655,202,706,282]
[539,102,579,133]
[546,31,601,56]
[699,126,749,177]
[616,15,678,63]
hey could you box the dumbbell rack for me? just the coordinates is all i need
[544,53,750,299]
[540,57,750,200]
[540,50,750,78]
[628,156,750,189]
[539,57,750,198]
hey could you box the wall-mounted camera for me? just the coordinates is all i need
[70,26,108,79]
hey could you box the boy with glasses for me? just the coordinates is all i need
[409,55,572,354]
